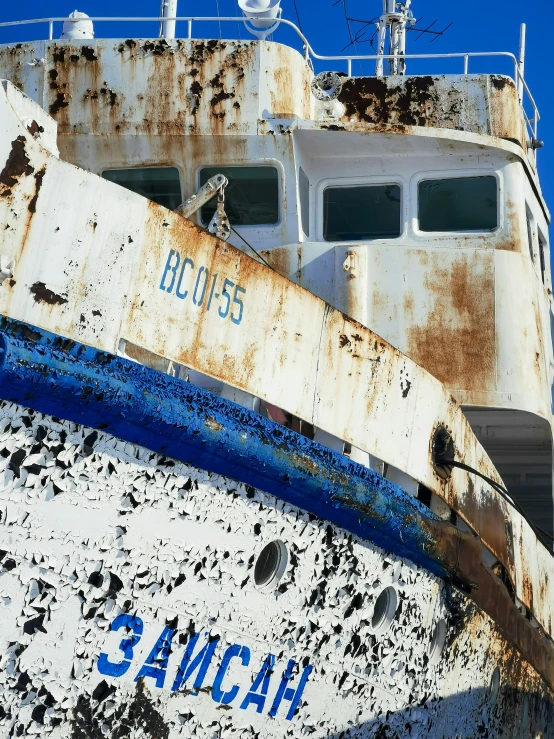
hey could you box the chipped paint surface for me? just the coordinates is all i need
[0,78,552,650]
[0,319,552,697]
[337,74,526,148]
[0,397,552,737]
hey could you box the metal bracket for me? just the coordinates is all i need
[0,257,14,286]
[175,173,231,242]
[208,192,231,242]
[175,174,228,220]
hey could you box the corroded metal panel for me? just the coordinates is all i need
[0,397,552,735]
[0,81,553,647]
[0,38,312,139]
[336,74,526,149]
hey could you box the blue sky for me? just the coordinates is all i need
[1,0,552,231]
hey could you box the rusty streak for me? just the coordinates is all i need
[0,136,33,188]
[29,282,68,306]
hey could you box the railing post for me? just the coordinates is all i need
[518,23,526,100]
[347,58,352,77]
[463,55,469,74]
[188,19,192,39]
[48,20,53,40]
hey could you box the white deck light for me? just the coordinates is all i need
[238,0,282,40]
[60,10,94,40]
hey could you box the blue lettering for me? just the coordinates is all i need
[97,614,144,678]
[176,257,194,300]
[159,250,181,293]
[134,626,175,689]
[239,654,275,713]
[206,273,219,311]
[193,266,209,306]
[211,644,250,705]
[172,633,219,695]
[218,278,234,319]
[231,286,246,325]
[269,660,313,720]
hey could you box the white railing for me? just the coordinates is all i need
[0,15,540,142]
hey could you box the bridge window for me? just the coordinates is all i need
[526,206,536,263]
[199,166,279,227]
[323,184,401,241]
[538,230,547,284]
[102,167,182,210]
[418,176,498,232]
[299,167,310,237]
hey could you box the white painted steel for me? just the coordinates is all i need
[60,11,93,40]
[0,81,553,640]
[0,15,540,141]
[159,0,178,39]
[0,398,547,736]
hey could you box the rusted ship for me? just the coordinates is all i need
[0,1,552,736]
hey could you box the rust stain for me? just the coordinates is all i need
[0,136,33,188]
[339,76,454,128]
[27,166,46,214]
[49,92,69,116]
[29,282,68,306]
[406,252,495,392]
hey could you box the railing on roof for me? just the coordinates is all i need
[0,15,540,143]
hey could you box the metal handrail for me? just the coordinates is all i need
[0,14,540,141]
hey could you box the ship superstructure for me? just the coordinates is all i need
[0,2,552,737]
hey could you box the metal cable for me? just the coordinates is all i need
[230,226,274,270]
[293,0,303,34]
[439,458,554,548]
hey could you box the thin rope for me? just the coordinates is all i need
[293,0,303,34]
[234,0,242,40]
[215,0,222,39]
[230,226,274,270]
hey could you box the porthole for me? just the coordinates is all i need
[427,619,447,665]
[488,666,501,702]
[253,540,288,589]
[431,426,455,480]
[371,586,397,635]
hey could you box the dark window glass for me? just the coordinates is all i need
[538,231,547,284]
[199,166,279,226]
[102,167,182,210]
[323,184,401,241]
[299,167,310,237]
[526,208,535,262]
[418,176,498,232]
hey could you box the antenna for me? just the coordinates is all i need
[375,0,416,76]
[159,0,178,39]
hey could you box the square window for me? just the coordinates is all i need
[418,176,498,232]
[323,184,401,241]
[199,166,279,227]
[299,167,310,238]
[102,167,182,210]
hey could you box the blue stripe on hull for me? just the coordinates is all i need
[0,317,450,580]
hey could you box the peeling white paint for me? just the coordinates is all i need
[0,399,551,737]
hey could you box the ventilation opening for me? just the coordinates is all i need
[371,586,398,635]
[431,426,454,480]
[489,666,501,702]
[253,540,288,589]
[427,619,447,665]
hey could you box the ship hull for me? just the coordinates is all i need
[0,400,552,737]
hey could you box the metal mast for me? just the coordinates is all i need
[159,0,178,39]
[375,0,416,77]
